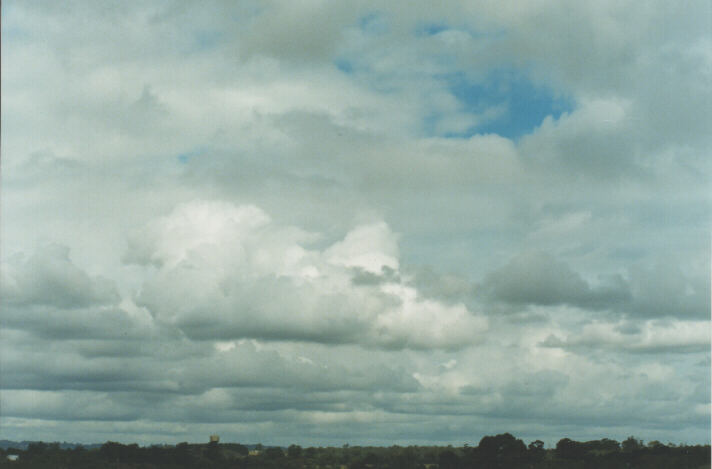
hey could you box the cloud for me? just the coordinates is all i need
[2,244,120,309]
[540,320,710,354]
[1,306,147,342]
[1,390,141,422]
[519,98,641,177]
[325,222,399,274]
[479,251,709,320]
[130,201,487,350]
[1,0,709,447]
[626,262,710,319]
[235,0,360,62]
[479,251,629,309]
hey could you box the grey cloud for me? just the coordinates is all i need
[0,245,147,343]
[406,266,474,304]
[627,262,710,319]
[614,321,641,335]
[480,250,588,305]
[500,371,570,399]
[1,390,143,422]
[1,322,708,445]
[459,371,568,402]
[194,389,377,413]
[179,345,421,394]
[518,105,643,179]
[367,373,705,438]
[479,251,709,320]
[350,266,400,286]
[1,348,180,394]
[0,329,419,396]
[1,245,120,309]
[539,319,710,354]
[479,251,629,309]
[1,305,147,341]
[236,1,359,62]
[137,270,386,345]
[0,329,212,393]
[1,0,710,447]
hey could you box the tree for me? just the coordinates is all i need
[100,441,125,462]
[478,433,527,468]
[556,438,585,460]
[390,446,418,469]
[173,442,194,466]
[439,449,459,469]
[304,446,318,459]
[527,440,546,463]
[622,436,643,452]
[234,443,249,457]
[26,442,48,455]
[205,440,222,462]
[597,438,621,453]
[363,452,379,465]
[264,446,284,459]
[287,444,302,459]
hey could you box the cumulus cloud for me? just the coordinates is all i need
[1,0,709,447]
[130,201,487,350]
[2,244,120,309]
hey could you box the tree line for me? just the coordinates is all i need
[0,433,709,468]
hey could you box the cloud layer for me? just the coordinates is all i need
[1,0,709,447]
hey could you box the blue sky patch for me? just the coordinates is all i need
[416,23,449,36]
[438,69,574,139]
[358,12,389,35]
[335,59,354,74]
[1,4,29,43]
[192,30,223,51]
[176,147,207,164]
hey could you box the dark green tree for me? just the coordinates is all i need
[205,440,222,462]
[264,446,284,459]
[234,443,249,457]
[287,444,302,459]
[439,449,459,469]
[527,439,546,463]
[478,433,527,468]
[556,438,585,460]
[622,436,643,452]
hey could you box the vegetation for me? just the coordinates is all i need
[0,434,708,468]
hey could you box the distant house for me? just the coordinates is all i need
[6,454,19,461]
[209,435,220,444]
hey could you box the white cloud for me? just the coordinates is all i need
[1,0,709,446]
[130,200,486,350]
[325,222,399,274]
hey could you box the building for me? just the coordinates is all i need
[209,435,220,444]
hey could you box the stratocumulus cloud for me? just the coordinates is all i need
[0,0,709,447]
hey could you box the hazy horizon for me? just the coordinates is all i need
[1,0,710,447]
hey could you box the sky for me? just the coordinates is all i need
[1,0,710,447]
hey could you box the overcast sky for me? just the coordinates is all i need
[1,0,710,447]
